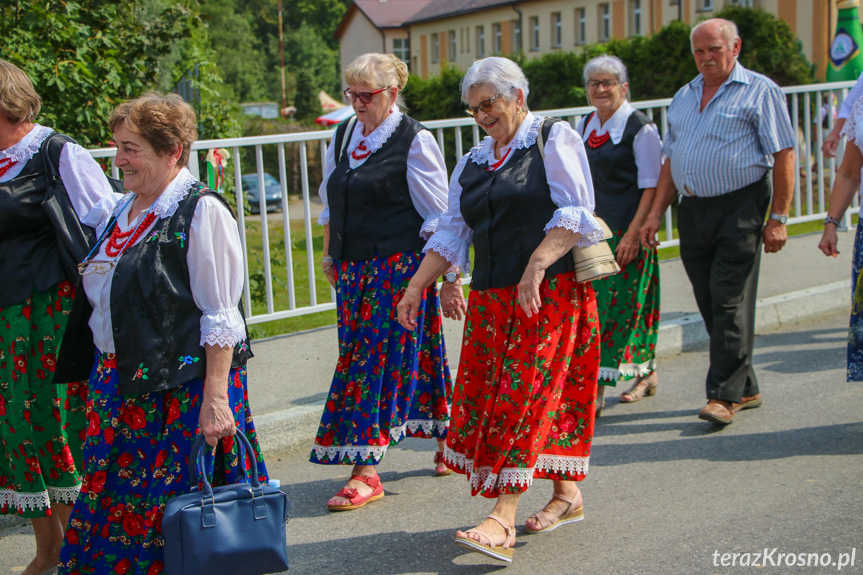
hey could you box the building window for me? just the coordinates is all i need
[575,8,586,45]
[730,0,752,5]
[431,33,439,63]
[492,23,502,54]
[393,38,409,63]
[698,0,713,10]
[599,4,610,43]
[530,16,540,51]
[466,27,470,52]
[551,12,562,49]
[513,19,522,53]
[630,0,642,36]
[449,30,457,61]
[476,26,485,58]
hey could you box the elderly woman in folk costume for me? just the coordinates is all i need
[55,92,268,573]
[0,59,119,575]
[576,55,663,414]
[398,57,602,563]
[312,53,457,511]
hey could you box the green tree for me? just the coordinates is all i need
[1,1,197,146]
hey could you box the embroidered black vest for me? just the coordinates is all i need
[458,119,574,290]
[55,184,253,395]
[0,134,70,306]
[327,115,427,261]
[584,110,651,231]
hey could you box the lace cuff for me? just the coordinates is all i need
[317,206,330,226]
[424,230,471,273]
[544,206,605,247]
[200,307,246,348]
[420,215,441,240]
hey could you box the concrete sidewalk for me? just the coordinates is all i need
[246,230,856,456]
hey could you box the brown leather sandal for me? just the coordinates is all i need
[619,372,658,403]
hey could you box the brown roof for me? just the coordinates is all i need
[405,0,527,24]
[335,0,433,37]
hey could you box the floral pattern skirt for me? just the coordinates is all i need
[59,353,269,574]
[0,281,86,518]
[593,229,661,385]
[444,272,599,498]
[310,251,452,466]
[848,218,863,381]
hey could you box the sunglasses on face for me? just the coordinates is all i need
[343,86,391,104]
[587,79,619,90]
[465,94,503,117]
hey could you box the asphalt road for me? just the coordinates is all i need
[1,312,860,575]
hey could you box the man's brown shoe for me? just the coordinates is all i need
[698,399,734,425]
[732,394,762,413]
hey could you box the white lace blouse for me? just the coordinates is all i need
[0,124,120,226]
[82,168,246,352]
[841,96,863,216]
[576,101,663,189]
[317,106,448,239]
[425,112,603,273]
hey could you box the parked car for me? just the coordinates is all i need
[241,172,283,214]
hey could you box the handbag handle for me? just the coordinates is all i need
[188,429,262,499]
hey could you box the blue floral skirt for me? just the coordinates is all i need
[849,218,863,381]
[310,250,452,465]
[59,353,268,574]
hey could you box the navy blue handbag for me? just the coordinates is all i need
[162,430,290,575]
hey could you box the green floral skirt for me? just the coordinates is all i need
[594,230,660,386]
[0,281,86,517]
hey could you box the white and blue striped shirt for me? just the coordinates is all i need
[663,63,796,197]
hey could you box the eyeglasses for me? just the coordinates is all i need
[343,86,391,104]
[465,94,503,117]
[78,259,117,276]
[586,79,619,90]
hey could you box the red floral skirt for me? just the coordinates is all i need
[444,272,600,498]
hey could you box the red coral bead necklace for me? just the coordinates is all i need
[0,158,18,178]
[104,208,157,257]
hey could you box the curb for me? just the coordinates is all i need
[258,279,852,457]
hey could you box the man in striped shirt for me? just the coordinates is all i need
[640,18,796,425]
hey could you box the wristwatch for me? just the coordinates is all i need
[769,213,788,224]
[443,272,459,283]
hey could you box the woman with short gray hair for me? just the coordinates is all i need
[577,54,663,414]
[398,56,602,563]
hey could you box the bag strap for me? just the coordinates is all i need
[335,115,357,164]
[188,429,262,495]
[535,116,559,161]
[39,133,75,182]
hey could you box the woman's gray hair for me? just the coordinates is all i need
[583,54,630,100]
[460,57,530,106]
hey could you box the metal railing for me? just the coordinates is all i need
[88,80,858,325]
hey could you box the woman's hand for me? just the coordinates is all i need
[440,278,467,321]
[615,230,641,268]
[323,261,336,287]
[200,344,237,447]
[517,261,546,317]
[397,285,425,330]
[819,227,840,257]
[199,392,236,447]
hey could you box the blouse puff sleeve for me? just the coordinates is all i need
[189,195,247,348]
[57,141,123,227]
[317,128,449,240]
[539,120,604,247]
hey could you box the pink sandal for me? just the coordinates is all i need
[326,474,384,511]
[433,451,452,476]
[524,492,584,534]
[454,514,515,563]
